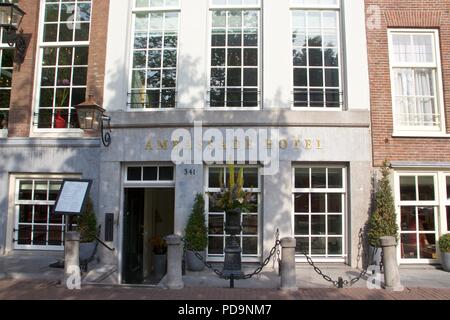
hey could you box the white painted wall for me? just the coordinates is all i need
[103,0,371,111]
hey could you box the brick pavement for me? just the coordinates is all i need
[0,279,449,300]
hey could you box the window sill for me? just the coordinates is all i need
[392,131,450,138]
[0,129,8,138]
[30,128,85,139]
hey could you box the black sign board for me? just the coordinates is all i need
[53,179,93,216]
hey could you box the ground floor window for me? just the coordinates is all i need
[14,179,65,250]
[446,176,450,232]
[395,172,450,262]
[206,166,260,260]
[293,166,346,259]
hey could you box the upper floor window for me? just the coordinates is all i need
[291,0,342,109]
[388,30,445,133]
[0,30,14,130]
[208,0,261,109]
[129,0,180,109]
[35,0,92,130]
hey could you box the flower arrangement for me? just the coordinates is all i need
[151,236,167,255]
[208,165,256,213]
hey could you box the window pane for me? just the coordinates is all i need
[311,193,325,213]
[419,234,436,259]
[243,168,258,188]
[208,236,223,255]
[143,167,157,181]
[295,237,309,254]
[311,168,326,188]
[311,237,326,255]
[294,193,309,213]
[208,215,224,235]
[311,215,325,235]
[418,207,435,231]
[242,237,258,255]
[19,181,33,200]
[159,166,174,180]
[243,215,258,235]
[400,176,416,201]
[418,176,435,201]
[328,168,342,188]
[127,167,142,181]
[328,238,342,255]
[400,206,416,231]
[19,205,33,223]
[295,215,309,235]
[295,168,309,189]
[446,177,450,200]
[327,194,342,213]
[328,215,342,236]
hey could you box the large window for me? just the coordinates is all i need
[35,0,92,129]
[208,0,260,108]
[129,0,180,109]
[291,0,342,109]
[388,30,444,133]
[446,176,450,232]
[206,166,260,261]
[14,179,66,250]
[0,30,14,130]
[293,166,346,260]
[397,174,439,262]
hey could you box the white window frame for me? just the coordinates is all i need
[289,0,343,111]
[127,1,181,111]
[0,34,14,135]
[207,1,262,110]
[388,29,447,136]
[13,175,80,251]
[123,164,176,187]
[204,165,261,262]
[445,174,450,233]
[31,0,92,135]
[394,171,450,264]
[292,165,347,263]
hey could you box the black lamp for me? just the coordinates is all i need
[74,96,112,147]
[0,2,26,60]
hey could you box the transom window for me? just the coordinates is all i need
[35,0,92,129]
[126,165,175,182]
[293,167,346,259]
[14,179,66,250]
[291,0,342,109]
[206,166,260,261]
[0,30,14,130]
[129,0,180,109]
[208,2,260,109]
[397,174,439,261]
[388,30,444,132]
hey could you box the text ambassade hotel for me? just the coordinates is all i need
[0,0,448,284]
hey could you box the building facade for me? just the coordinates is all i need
[1,0,374,285]
[366,0,450,264]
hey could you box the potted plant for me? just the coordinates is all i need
[439,234,450,272]
[75,197,98,264]
[184,193,208,271]
[151,236,167,278]
[368,160,399,265]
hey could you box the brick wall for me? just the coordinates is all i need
[7,0,109,137]
[366,0,450,167]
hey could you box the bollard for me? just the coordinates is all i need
[380,236,404,292]
[64,231,80,287]
[165,235,184,290]
[280,237,297,291]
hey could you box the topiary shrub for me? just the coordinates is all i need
[184,193,208,251]
[439,234,450,253]
[76,197,97,243]
[368,160,399,247]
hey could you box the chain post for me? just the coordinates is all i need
[338,277,344,289]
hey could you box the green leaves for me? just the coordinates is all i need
[76,197,97,243]
[184,194,208,251]
[439,234,450,253]
[368,160,399,247]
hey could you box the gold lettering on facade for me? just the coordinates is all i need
[158,140,169,150]
[293,139,302,149]
[317,139,323,149]
[145,138,153,151]
[305,139,313,150]
[279,139,288,150]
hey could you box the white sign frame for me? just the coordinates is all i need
[53,179,93,216]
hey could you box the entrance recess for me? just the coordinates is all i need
[122,188,175,284]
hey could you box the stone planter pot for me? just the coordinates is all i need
[186,250,206,272]
[442,252,450,272]
[79,242,96,261]
[369,245,382,266]
[153,253,167,277]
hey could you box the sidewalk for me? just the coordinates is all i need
[0,279,449,300]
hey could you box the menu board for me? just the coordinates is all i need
[54,180,92,215]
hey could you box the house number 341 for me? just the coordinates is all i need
[184,169,197,176]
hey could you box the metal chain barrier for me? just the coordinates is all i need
[300,228,377,288]
[182,229,281,281]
